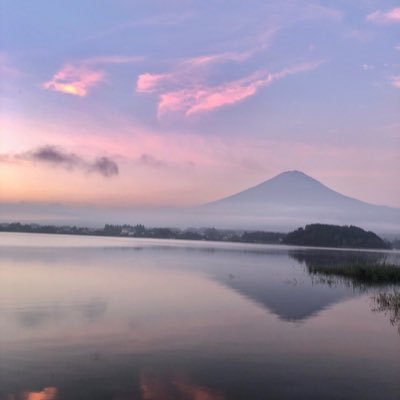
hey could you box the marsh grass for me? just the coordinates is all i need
[307,262,400,285]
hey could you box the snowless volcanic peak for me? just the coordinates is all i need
[200,170,400,233]
[208,170,353,207]
[272,170,315,180]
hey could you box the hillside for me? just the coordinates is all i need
[283,223,390,249]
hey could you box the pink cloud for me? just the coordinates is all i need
[183,48,261,67]
[135,28,277,96]
[43,64,105,96]
[137,72,171,93]
[157,61,324,117]
[157,75,264,117]
[391,76,400,89]
[135,27,325,118]
[135,51,249,94]
[44,55,143,96]
[367,8,400,24]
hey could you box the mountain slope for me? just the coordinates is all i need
[208,170,380,207]
[198,170,400,233]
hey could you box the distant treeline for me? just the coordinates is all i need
[0,222,285,245]
[0,222,394,249]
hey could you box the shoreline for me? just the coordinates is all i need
[1,230,399,254]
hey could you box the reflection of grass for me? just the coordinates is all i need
[372,292,400,325]
[307,262,400,284]
[303,257,400,335]
[372,292,400,335]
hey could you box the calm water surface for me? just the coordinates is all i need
[1,233,400,400]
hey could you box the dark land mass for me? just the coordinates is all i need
[283,223,391,249]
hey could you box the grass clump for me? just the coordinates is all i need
[308,262,400,284]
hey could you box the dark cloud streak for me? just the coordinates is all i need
[91,157,119,177]
[139,153,167,168]
[28,146,81,167]
[4,146,119,178]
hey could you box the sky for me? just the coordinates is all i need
[1,0,399,209]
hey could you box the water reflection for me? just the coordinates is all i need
[290,248,400,288]
[213,263,354,321]
[6,387,58,400]
[2,234,400,400]
[289,248,388,266]
[139,372,224,400]
[289,249,400,335]
[5,375,225,400]
[372,291,400,335]
[14,299,107,328]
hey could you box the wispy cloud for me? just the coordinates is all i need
[0,52,21,77]
[90,157,119,177]
[391,76,400,89]
[144,61,324,117]
[347,29,374,43]
[43,56,143,96]
[136,153,195,170]
[134,2,340,120]
[84,55,144,66]
[43,64,104,96]
[367,8,400,24]
[0,154,14,163]
[136,27,277,93]
[85,12,192,42]
[135,28,303,118]
[362,64,375,71]
[138,153,167,168]
[300,3,342,21]
[137,72,171,93]
[28,146,81,165]
[4,146,119,177]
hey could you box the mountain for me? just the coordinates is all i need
[197,170,400,233]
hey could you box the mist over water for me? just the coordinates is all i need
[1,233,400,400]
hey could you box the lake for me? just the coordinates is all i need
[1,232,400,400]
